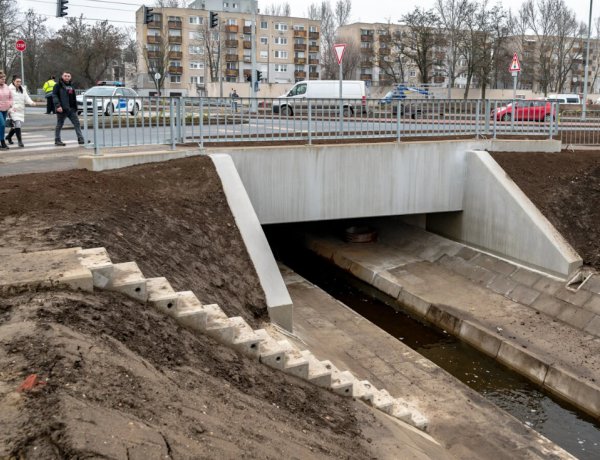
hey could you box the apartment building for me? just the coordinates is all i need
[135,6,321,96]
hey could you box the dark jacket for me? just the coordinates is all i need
[52,79,78,112]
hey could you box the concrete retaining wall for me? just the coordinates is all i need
[427,150,581,277]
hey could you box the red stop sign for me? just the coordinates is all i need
[16,40,26,52]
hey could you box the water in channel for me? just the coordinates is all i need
[273,243,600,460]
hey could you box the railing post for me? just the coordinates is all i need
[93,96,100,156]
[548,101,556,140]
[484,100,490,136]
[169,97,176,150]
[178,96,184,143]
[82,95,88,147]
[475,99,481,138]
[492,100,498,139]
[396,99,402,142]
[308,99,312,145]
[199,97,204,149]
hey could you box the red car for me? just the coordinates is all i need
[493,99,556,122]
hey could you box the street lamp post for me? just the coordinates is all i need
[582,0,594,118]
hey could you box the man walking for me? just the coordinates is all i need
[43,75,56,114]
[52,71,84,146]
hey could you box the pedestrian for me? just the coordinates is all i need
[43,75,56,114]
[6,75,38,148]
[0,71,13,150]
[230,88,239,112]
[52,71,84,146]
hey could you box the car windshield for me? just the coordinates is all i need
[84,87,116,97]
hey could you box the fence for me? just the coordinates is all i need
[81,96,566,153]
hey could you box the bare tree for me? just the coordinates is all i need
[378,24,409,84]
[0,0,21,74]
[435,0,473,96]
[400,8,444,84]
[194,22,223,83]
[154,0,185,7]
[334,0,352,26]
[264,3,291,16]
[19,10,49,90]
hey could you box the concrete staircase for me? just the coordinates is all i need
[1,247,429,431]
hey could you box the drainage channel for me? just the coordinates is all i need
[275,244,600,460]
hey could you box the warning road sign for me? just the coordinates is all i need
[509,53,521,73]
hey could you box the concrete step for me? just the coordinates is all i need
[231,326,264,359]
[392,400,429,431]
[256,329,292,370]
[329,365,356,396]
[353,380,379,401]
[176,303,227,332]
[370,388,395,414]
[146,277,178,310]
[299,351,333,388]
[78,247,114,288]
[106,262,147,302]
[282,349,310,379]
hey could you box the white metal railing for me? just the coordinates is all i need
[81,97,568,154]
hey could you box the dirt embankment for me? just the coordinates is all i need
[492,150,600,270]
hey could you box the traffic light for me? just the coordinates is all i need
[256,70,262,81]
[210,11,218,29]
[143,6,154,25]
[56,0,68,17]
[246,73,251,82]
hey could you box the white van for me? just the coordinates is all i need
[273,80,368,116]
[547,93,581,104]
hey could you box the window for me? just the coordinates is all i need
[190,76,204,84]
[309,26,317,32]
[170,44,182,52]
[227,19,237,25]
[293,25,305,30]
[274,50,288,59]
[167,16,182,22]
[274,64,287,72]
[274,37,288,45]
[260,51,268,58]
[260,37,268,45]
[189,45,204,54]
[190,61,204,69]
[409,70,416,77]
[147,44,159,51]
[169,60,181,67]
[168,29,181,36]
[260,21,268,29]
[232,2,238,8]
[148,29,160,36]
[189,16,203,24]
[274,23,288,31]
[223,2,229,7]
[170,75,181,83]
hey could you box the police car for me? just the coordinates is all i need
[76,85,140,116]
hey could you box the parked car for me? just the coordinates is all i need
[77,86,140,116]
[547,93,581,104]
[493,99,555,122]
[378,85,442,118]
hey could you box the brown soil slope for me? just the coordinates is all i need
[492,150,600,270]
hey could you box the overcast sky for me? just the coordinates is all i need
[17,0,599,33]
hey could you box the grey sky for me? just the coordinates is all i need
[16,0,598,33]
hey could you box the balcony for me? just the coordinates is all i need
[361,47,372,54]
[168,51,182,59]
[309,31,319,39]
[294,57,306,65]
[225,25,239,33]
[243,26,251,34]
[308,45,319,52]
[243,40,251,49]
[147,51,160,59]
[294,43,306,51]
[360,59,372,67]
[225,40,238,48]
[294,71,307,78]
[243,56,251,63]
[226,54,239,62]
[360,74,373,81]
[309,59,319,65]
[293,30,307,38]
[379,34,391,43]
[168,66,183,74]
[168,36,182,44]
[309,72,319,79]
[361,34,374,42]
[168,20,182,29]
[225,69,239,77]
[379,48,390,56]
[147,18,162,29]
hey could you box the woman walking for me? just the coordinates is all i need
[0,71,13,150]
[6,75,37,148]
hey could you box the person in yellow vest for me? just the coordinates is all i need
[42,75,56,114]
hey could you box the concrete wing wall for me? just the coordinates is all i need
[427,150,582,278]
[226,141,479,224]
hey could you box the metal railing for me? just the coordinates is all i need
[81,97,567,153]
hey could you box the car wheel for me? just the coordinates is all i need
[342,106,353,117]
[105,103,114,116]
[544,113,553,122]
[130,103,139,116]
[501,114,510,121]
[281,106,293,116]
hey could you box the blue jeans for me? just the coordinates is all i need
[0,111,6,141]
[55,109,83,142]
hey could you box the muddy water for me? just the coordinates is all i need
[276,246,600,460]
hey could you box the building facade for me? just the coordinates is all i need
[135,6,321,96]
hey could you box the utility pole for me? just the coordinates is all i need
[250,0,258,111]
[582,0,593,118]
[219,21,223,98]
